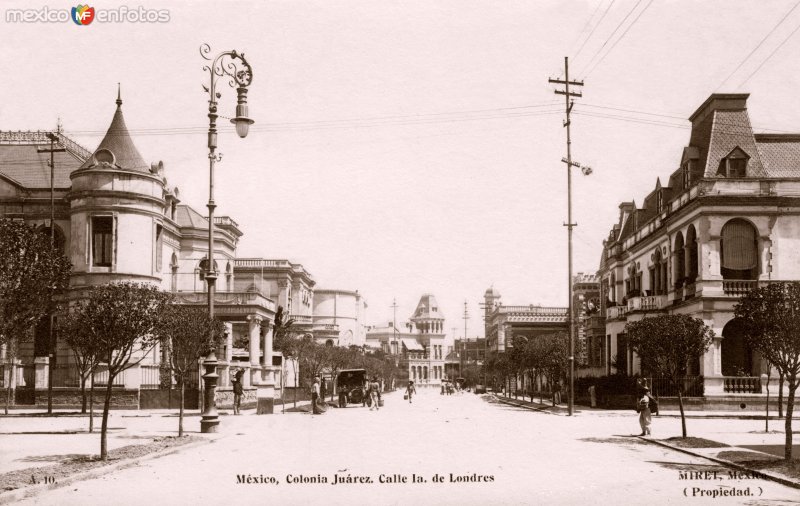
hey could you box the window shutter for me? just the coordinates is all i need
[722,220,757,270]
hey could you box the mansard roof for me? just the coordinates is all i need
[754,134,800,177]
[412,293,444,320]
[0,131,88,189]
[79,92,149,172]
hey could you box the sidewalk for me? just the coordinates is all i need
[493,394,800,488]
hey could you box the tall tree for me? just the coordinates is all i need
[160,305,226,436]
[67,282,171,460]
[735,282,800,461]
[0,220,71,414]
[626,314,713,438]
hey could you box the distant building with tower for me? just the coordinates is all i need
[366,293,448,387]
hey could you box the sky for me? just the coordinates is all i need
[3,0,800,339]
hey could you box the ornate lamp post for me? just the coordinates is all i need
[199,44,254,433]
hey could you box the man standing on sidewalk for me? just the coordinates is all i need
[311,376,324,415]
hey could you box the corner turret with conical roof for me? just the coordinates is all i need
[68,89,168,288]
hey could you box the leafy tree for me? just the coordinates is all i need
[160,305,226,436]
[735,282,800,461]
[0,220,71,414]
[626,314,713,438]
[272,305,297,353]
[67,282,171,460]
[58,313,101,431]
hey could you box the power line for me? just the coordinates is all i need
[716,0,800,90]
[583,0,655,78]
[578,0,644,77]
[737,20,800,88]
[571,0,615,65]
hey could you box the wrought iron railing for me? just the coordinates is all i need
[645,376,704,397]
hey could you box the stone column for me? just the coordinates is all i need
[248,315,261,368]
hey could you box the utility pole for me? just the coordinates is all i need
[462,301,469,379]
[38,130,65,415]
[390,298,399,356]
[549,57,584,417]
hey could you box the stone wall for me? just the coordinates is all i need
[215,387,257,410]
[28,388,139,408]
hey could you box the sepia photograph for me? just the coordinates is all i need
[1,0,800,504]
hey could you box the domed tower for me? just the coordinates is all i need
[67,90,167,288]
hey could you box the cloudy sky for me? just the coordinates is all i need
[3,0,800,337]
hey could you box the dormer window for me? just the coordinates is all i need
[657,192,663,214]
[718,147,749,178]
[682,162,691,188]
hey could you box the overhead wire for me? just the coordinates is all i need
[577,0,644,78]
[737,21,800,88]
[571,0,615,65]
[716,0,800,90]
[582,0,655,79]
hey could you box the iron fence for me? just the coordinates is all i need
[645,376,704,397]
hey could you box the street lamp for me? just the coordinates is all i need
[199,43,254,433]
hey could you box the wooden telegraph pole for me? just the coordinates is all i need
[549,57,585,417]
[38,130,65,414]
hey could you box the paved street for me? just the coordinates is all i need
[14,390,800,505]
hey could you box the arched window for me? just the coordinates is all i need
[170,252,178,292]
[686,225,698,282]
[721,219,758,280]
[673,232,685,288]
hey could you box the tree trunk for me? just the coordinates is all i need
[784,380,796,461]
[4,348,17,415]
[778,371,784,418]
[178,378,184,438]
[678,389,687,438]
[765,369,771,433]
[89,372,95,433]
[294,370,298,409]
[80,372,87,414]
[100,377,114,460]
[4,374,11,415]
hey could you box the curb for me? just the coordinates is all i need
[639,437,800,490]
[0,435,217,505]
[494,397,568,416]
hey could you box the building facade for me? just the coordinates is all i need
[366,294,447,387]
[311,288,368,347]
[597,93,800,402]
[0,93,325,412]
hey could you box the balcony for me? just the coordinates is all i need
[627,294,668,312]
[291,314,313,325]
[606,305,628,320]
[721,280,759,296]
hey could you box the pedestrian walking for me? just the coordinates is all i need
[311,376,324,415]
[405,380,416,404]
[369,376,381,411]
[637,386,658,435]
[232,369,244,415]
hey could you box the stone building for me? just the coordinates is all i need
[311,288,368,347]
[596,93,800,406]
[0,92,319,412]
[366,294,448,387]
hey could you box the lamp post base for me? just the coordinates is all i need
[200,352,220,433]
